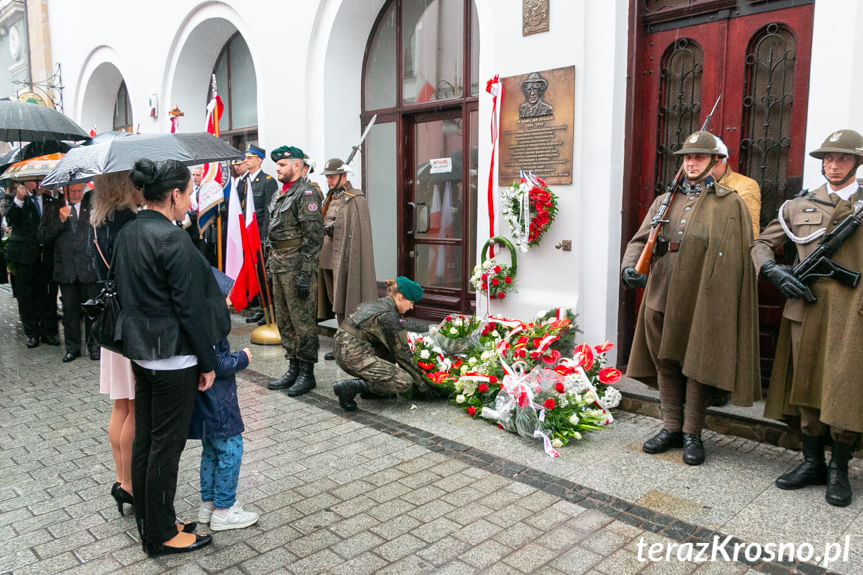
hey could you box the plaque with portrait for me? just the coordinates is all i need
[499,66,574,186]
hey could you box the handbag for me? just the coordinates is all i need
[82,226,123,354]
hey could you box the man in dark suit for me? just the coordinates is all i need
[4,182,60,347]
[240,144,277,324]
[38,183,100,362]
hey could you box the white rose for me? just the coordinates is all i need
[585,390,597,403]
[420,350,430,359]
[481,350,493,362]
[456,394,466,404]
[569,414,580,426]
[468,356,478,366]
[573,393,582,403]
[492,330,500,338]
[551,438,563,448]
[449,327,458,335]
[573,431,583,441]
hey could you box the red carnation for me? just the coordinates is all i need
[489,375,498,383]
[492,278,500,286]
[505,276,512,284]
[445,316,453,322]
[555,382,565,393]
[481,283,488,290]
[481,274,488,281]
[494,265,501,273]
[467,406,477,417]
[543,398,556,410]
[478,383,489,393]
[498,292,506,299]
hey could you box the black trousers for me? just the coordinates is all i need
[59,281,98,354]
[13,261,59,338]
[131,363,199,546]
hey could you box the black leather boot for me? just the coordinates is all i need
[775,434,827,490]
[324,351,335,361]
[682,434,705,466]
[333,379,366,411]
[826,440,853,507]
[643,429,684,454]
[287,361,316,396]
[268,358,299,390]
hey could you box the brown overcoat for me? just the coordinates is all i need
[757,185,863,432]
[622,182,761,405]
[317,183,377,319]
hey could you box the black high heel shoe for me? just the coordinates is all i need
[111,483,134,516]
[145,532,213,557]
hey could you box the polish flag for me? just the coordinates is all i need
[229,194,262,311]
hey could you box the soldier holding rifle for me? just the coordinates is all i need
[752,129,863,507]
[620,129,760,466]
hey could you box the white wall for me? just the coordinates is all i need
[803,0,863,189]
[474,0,628,353]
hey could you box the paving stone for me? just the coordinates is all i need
[551,545,603,574]
[285,527,343,558]
[328,550,389,575]
[493,521,543,548]
[370,514,422,540]
[374,532,426,561]
[410,515,461,543]
[239,546,299,574]
[579,527,632,556]
[330,529,385,559]
[328,512,381,538]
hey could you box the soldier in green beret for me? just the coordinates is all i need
[266,145,324,396]
[332,277,427,411]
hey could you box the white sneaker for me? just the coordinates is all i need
[210,503,259,531]
[197,501,215,524]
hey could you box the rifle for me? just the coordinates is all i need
[792,200,863,303]
[634,95,722,275]
[345,114,377,165]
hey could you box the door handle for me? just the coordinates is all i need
[416,202,430,234]
[407,201,416,235]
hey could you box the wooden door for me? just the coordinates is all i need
[620,1,814,384]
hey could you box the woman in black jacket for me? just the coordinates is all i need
[113,159,230,557]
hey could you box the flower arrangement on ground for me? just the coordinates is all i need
[500,172,559,252]
[409,308,620,457]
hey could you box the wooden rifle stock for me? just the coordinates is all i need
[631,94,721,277]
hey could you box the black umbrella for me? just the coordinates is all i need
[0,140,73,173]
[41,132,244,187]
[0,100,90,142]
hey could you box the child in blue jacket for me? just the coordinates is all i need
[189,270,259,531]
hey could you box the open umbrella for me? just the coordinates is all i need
[0,153,65,181]
[41,132,243,187]
[0,100,90,142]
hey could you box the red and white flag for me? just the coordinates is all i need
[229,192,262,311]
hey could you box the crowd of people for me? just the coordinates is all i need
[1,125,861,557]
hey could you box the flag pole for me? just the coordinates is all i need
[257,244,275,325]
[217,214,223,272]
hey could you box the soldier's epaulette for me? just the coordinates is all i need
[800,189,835,207]
[714,181,734,194]
[797,188,810,198]
[344,191,357,198]
[265,175,272,180]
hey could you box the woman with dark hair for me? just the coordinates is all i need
[113,159,230,557]
[89,171,143,516]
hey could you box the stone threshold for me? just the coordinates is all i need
[617,376,802,450]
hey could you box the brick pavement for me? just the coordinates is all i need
[0,286,853,574]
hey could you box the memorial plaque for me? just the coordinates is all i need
[523,0,550,36]
[499,66,574,186]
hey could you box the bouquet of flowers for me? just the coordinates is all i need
[500,172,559,252]
[470,236,518,300]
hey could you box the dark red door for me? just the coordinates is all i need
[620,2,814,384]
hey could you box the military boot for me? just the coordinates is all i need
[268,358,299,390]
[642,429,683,454]
[826,440,854,507]
[775,435,827,490]
[333,379,367,411]
[287,361,316,396]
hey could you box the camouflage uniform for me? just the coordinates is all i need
[333,296,426,394]
[267,179,324,363]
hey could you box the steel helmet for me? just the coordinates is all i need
[673,131,727,157]
[809,129,863,159]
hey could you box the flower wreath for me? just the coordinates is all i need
[471,236,517,299]
[500,173,559,251]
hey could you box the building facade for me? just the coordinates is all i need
[39,0,859,364]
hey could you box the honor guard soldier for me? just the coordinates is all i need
[318,158,377,360]
[620,130,760,466]
[753,129,863,507]
[243,144,278,245]
[712,137,761,238]
[266,146,324,395]
[332,277,427,411]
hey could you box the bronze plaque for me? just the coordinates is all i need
[523,0,550,36]
[499,66,574,186]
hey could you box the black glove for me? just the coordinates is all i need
[760,260,807,299]
[621,266,647,289]
[296,271,311,300]
[324,225,334,238]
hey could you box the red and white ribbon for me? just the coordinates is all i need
[486,75,502,257]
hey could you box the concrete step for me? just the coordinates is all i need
[617,376,802,449]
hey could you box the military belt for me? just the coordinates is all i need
[341,322,362,339]
[652,239,681,259]
[273,238,302,250]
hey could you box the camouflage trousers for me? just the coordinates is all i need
[333,331,414,394]
[272,266,319,363]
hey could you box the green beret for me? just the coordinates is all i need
[271,145,305,162]
[396,276,423,302]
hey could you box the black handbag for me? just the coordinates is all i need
[82,227,123,354]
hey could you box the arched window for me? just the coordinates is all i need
[211,32,258,149]
[655,38,703,195]
[112,81,132,132]
[362,0,480,317]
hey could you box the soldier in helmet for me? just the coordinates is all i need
[266,146,324,396]
[332,277,427,411]
[711,137,761,238]
[752,129,863,507]
[621,130,760,466]
[317,158,377,360]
